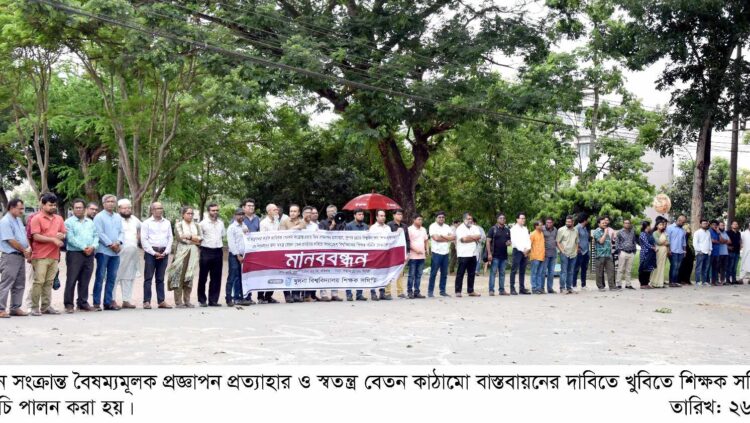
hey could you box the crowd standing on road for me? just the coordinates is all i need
[1,193,750,317]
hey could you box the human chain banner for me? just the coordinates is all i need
[241,231,407,293]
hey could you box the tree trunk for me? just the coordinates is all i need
[376,133,430,223]
[116,162,124,199]
[690,119,713,231]
[0,186,8,212]
[728,45,742,223]
[584,86,600,184]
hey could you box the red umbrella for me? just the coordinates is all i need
[343,191,402,225]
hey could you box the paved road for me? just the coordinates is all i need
[3,256,749,365]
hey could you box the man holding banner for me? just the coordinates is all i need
[238,209,407,300]
[370,210,393,301]
[344,209,369,301]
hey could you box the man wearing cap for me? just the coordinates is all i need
[115,198,141,309]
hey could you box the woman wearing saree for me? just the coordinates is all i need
[639,221,656,289]
[167,206,203,308]
[649,219,669,288]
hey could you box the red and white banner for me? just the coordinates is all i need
[241,230,407,293]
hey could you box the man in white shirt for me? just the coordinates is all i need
[427,211,455,297]
[369,209,392,301]
[140,202,173,309]
[510,213,532,295]
[114,199,141,309]
[454,213,482,297]
[197,203,225,307]
[260,203,283,232]
[225,208,247,306]
[693,218,712,285]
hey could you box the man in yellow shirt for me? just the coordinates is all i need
[529,221,546,294]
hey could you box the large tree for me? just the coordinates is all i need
[611,0,750,229]
[166,0,551,218]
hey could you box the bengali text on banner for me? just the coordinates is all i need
[241,230,407,293]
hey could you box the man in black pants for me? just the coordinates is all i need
[63,199,98,313]
[198,203,226,306]
[510,213,532,295]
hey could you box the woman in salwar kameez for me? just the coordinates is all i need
[167,206,202,308]
[649,219,669,288]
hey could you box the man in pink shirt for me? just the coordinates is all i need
[407,214,430,299]
[29,193,67,315]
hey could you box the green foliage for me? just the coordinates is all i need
[665,158,750,223]
[538,178,653,227]
[418,121,575,227]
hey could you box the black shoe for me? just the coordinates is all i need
[439,292,451,297]
[519,290,531,295]
[414,293,426,299]
[293,296,303,303]
[267,298,280,304]
[547,290,556,294]
[199,302,208,307]
[284,294,292,303]
[346,295,354,302]
[356,295,367,301]
[625,286,635,290]
[371,293,379,301]
[226,300,235,307]
[380,294,393,301]
[208,303,221,307]
[407,292,414,299]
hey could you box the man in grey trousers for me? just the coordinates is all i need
[0,198,32,318]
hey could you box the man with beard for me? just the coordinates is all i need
[29,193,66,315]
[86,202,99,220]
[114,199,141,309]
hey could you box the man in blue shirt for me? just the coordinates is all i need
[0,198,31,318]
[64,199,98,313]
[239,198,259,305]
[666,215,687,288]
[93,194,124,311]
[709,220,722,285]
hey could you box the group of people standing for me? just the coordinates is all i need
[1,193,750,317]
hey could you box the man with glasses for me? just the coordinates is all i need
[63,199,98,313]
